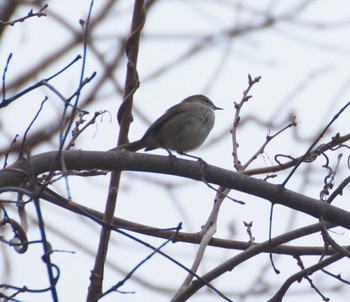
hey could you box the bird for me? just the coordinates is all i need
[116,94,222,154]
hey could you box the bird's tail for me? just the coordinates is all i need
[112,140,146,152]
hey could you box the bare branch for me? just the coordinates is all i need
[0,4,48,26]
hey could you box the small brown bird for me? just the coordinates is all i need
[117,94,222,153]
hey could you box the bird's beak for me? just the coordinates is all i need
[215,106,223,110]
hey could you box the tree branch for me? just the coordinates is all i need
[1,149,350,230]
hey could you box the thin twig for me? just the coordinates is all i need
[0,55,82,108]
[282,99,350,186]
[1,53,12,102]
[231,74,262,171]
[244,132,350,176]
[267,253,343,302]
[241,116,297,171]
[0,4,48,26]
[20,97,48,157]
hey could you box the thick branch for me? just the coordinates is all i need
[1,150,350,230]
[32,191,345,256]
